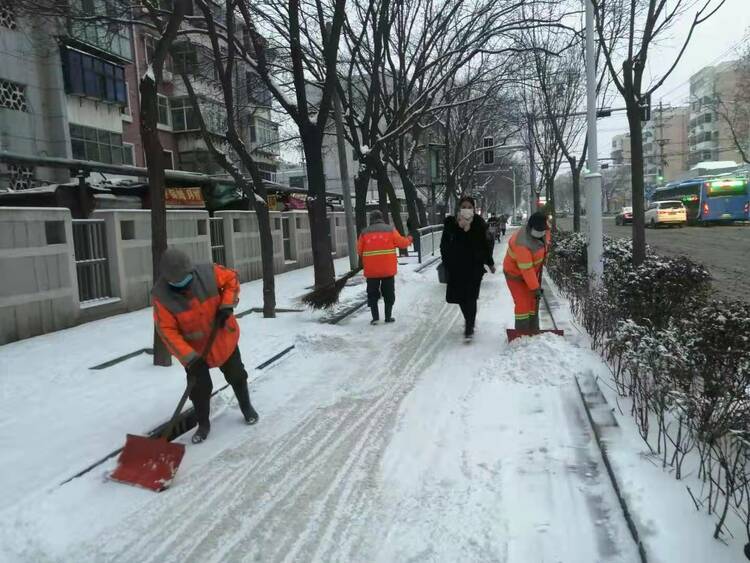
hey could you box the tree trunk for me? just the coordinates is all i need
[377,176,389,222]
[250,183,277,318]
[571,163,581,233]
[547,176,557,233]
[627,102,647,266]
[374,160,406,235]
[415,197,428,226]
[354,169,369,234]
[140,76,171,367]
[303,134,335,287]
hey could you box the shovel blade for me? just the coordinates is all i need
[506,328,564,342]
[110,434,186,492]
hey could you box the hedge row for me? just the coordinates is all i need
[548,232,750,555]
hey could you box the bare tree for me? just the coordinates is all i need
[179,0,278,317]
[238,0,347,293]
[714,42,750,165]
[592,0,727,265]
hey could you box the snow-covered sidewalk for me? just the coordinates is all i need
[1,235,720,562]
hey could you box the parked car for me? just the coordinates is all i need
[615,206,633,225]
[645,200,687,227]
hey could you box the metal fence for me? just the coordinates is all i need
[72,219,112,302]
[209,217,226,265]
[416,225,443,263]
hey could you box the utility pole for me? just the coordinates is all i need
[332,82,358,270]
[656,101,671,184]
[585,0,603,282]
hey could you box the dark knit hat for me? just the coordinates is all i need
[369,210,385,224]
[159,247,193,284]
[528,212,548,232]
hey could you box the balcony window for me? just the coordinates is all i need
[250,117,279,153]
[171,97,199,131]
[70,124,126,164]
[157,94,171,126]
[62,47,127,104]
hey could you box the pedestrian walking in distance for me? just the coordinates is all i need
[357,210,413,325]
[503,212,550,332]
[498,214,508,238]
[152,247,259,444]
[440,195,496,339]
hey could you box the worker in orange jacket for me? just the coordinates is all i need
[357,210,413,325]
[503,212,551,332]
[152,247,258,444]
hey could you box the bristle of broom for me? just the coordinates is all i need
[300,268,361,310]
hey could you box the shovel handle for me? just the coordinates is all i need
[160,320,222,441]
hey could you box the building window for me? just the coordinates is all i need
[143,34,173,73]
[70,124,126,164]
[0,80,28,112]
[121,82,132,117]
[250,117,279,152]
[171,97,199,131]
[62,47,127,105]
[5,164,34,190]
[163,150,174,169]
[0,4,17,30]
[246,71,273,106]
[257,163,277,183]
[157,94,170,126]
[123,143,135,165]
[172,42,198,74]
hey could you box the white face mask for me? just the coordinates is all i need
[459,208,475,220]
[530,228,546,239]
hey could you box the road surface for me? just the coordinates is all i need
[557,217,750,302]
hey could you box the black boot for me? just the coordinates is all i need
[233,382,259,425]
[370,305,380,325]
[191,421,210,444]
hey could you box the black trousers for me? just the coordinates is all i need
[459,300,477,329]
[189,346,248,425]
[367,276,395,320]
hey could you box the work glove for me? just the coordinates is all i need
[216,308,233,328]
[186,357,209,380]
[534,288,544,299]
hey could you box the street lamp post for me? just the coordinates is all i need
[585,0,604,282]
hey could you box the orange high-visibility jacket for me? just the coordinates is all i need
[503,228,550,291]
[357,221,412,278]
[152,263,240,368]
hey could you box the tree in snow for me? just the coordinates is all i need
[713,38,750,165]
[236,0,347,292]
[176,0,279,318]
[591,0,728,265]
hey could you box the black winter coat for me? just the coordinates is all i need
[440,215,495,304]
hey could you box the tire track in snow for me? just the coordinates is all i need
[76,279,460,563]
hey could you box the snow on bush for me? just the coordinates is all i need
[550,232,750,553]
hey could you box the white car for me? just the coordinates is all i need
[645,200,687,227]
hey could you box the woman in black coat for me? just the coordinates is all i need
[440,195,496,339]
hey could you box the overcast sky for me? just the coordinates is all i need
[594,0,750,161]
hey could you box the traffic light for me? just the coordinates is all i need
[639,93,651,122]
[483,136,494,165]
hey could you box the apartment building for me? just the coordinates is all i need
[688,60,744,166]
[642,105,689,183]
[610,133,631,166]
[0,1,279,190]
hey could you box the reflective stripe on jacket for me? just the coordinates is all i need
[152,263,240,368]
[502,228,549,291]
[356,221,412,278]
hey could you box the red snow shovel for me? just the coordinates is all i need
[507,245,564,343]
[110,321,220,492]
